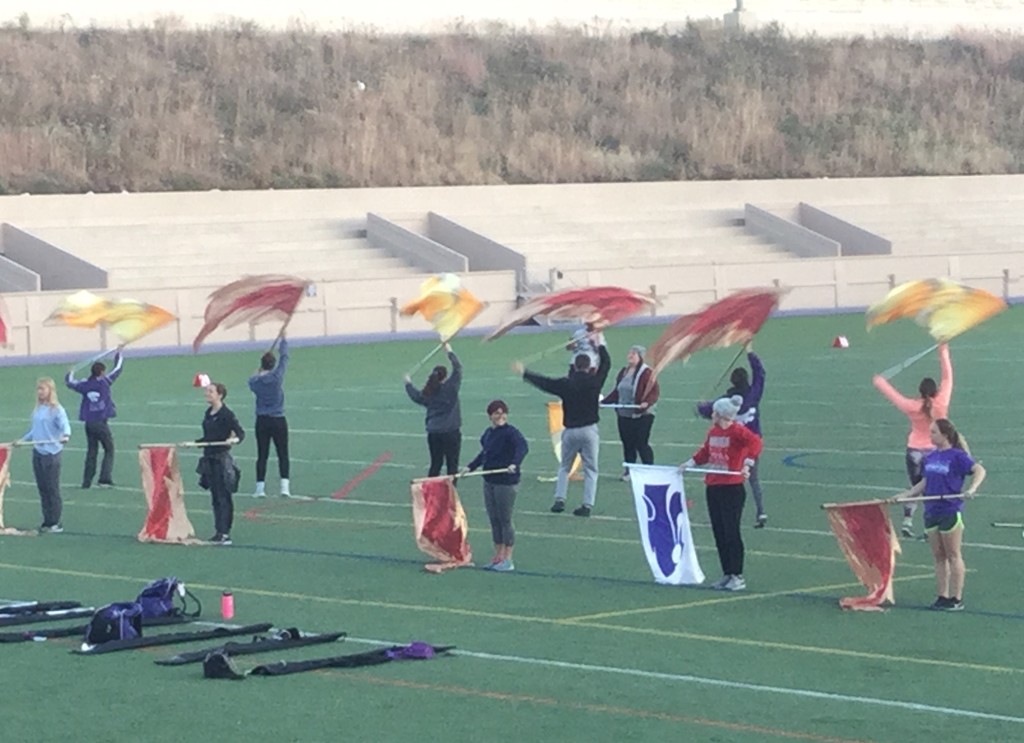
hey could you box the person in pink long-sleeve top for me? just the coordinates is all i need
[872,343,953,538]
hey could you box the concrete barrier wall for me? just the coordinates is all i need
[798,203,893,256]
[426,212,527,280]
[0,255,41,292]
[1,224,107,290]
[744,204,840,258]
[366,213,467,274]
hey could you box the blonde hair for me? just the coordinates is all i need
[36,377,59,408]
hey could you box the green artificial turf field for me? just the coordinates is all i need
[1,311,1022,742]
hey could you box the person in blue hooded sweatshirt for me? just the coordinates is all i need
[248,336,290,497]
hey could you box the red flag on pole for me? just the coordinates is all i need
[825,503,901,611]
[485,286,656,341]
[192,275,310,352]
[138,446,202,545]
[410,478,473,572]
[0,445,34,536]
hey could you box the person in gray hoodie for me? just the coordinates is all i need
[404,342,462,477]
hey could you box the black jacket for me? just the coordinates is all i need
[523,346,611,428]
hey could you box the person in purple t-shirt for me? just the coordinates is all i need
[65,352,123,489]
[892,418,986,611]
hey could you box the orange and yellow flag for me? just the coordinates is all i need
[400,274,484,342]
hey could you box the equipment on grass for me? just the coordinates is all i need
[83,602,143,646]
[203,642,453,680]
[0,606,95,628]
[832,335,850,348]
[155,628,346,666]
[0,601,81,616]
[137,577,202,619]
[991,522,1024,540]
[76,623,273,655]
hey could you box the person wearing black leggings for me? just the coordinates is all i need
[248,336,290,497]
[404,343,462,477]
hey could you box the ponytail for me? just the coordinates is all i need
[919,377,938,419]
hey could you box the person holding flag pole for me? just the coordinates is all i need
[249,334,290,498]
[404,342,463,478]
[65,349,123,489]
[461,399,529,572]
[681,395,762,591]
[872,343,952,538]
[888,418,985,611]
[20,378,72,533]
[192,382,245,545]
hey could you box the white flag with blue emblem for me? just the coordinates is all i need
[627,464,704,585]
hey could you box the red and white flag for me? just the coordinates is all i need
[138,446,200,545]
[826,503,901,610]
[410,478,472,572]
[192,275,310,352]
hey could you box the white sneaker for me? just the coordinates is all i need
[253,482,266,498]
[710,575,731,590]
[280,478,291,497]
[723,575,747,592]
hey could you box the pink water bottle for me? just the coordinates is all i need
[221,590,234,620]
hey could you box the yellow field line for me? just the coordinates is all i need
[0,561,1015,676]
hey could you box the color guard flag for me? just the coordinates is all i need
[825,503,901,610]
[627,464,705,585]
[410,477,472,572]
[193,275,311,352]
[543,401,582,482]
[0,445,33,536]
[138,447,200,544]
[400,274,485,342]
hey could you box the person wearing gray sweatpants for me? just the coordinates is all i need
[514,331,611,517]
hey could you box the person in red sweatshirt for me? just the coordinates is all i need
[682,394,763,592]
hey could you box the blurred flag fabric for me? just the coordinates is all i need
[138,447,201,545]
[104,300,176,344]
[539,401,582,483]
[866,278,1007,342]
[399,274,485,342]
[485,286,656,341]
[45,291,175,344]
[192,275,311,352]
[627,464,705,585]
[825,503,901,611]
[0,445,33,536]
[647,288,785,378]
[410,477,472,572]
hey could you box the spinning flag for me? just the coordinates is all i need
[540,402,582,482]
[46,292,175,343]
[647,288,784,378]
[410,477,472,573]
[866,278,1006,342]
[138,446,200,545]
[192,275,311,352]
[627,464,704,585]
[399,274,485,342]
[485,286,656,341]
[825,503,901,611]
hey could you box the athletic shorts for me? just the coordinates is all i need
[924,511,964,533]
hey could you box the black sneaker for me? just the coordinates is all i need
[944,598,964,612]
[210,534,233,546]
[754,514,767,529]
[81,483,91,489]
[930,596,951,610]
[97,481,115,488]
[550,500,565,513]
[572,505,591,517]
